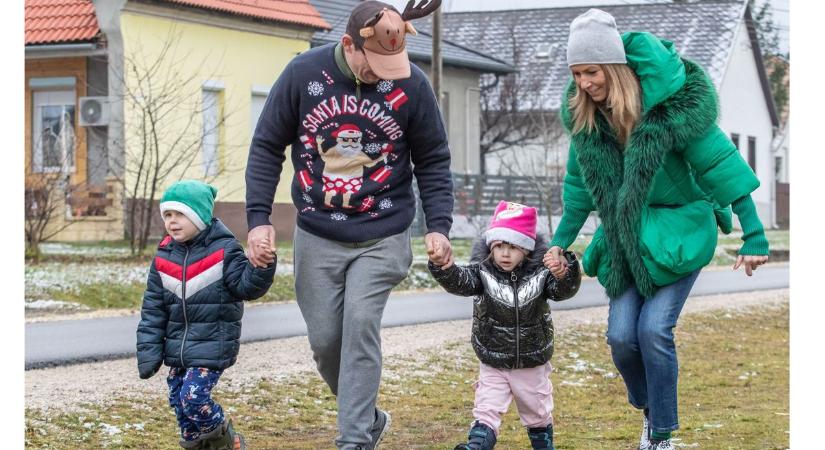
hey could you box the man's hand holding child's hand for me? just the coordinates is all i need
[255,238,276,266]
[544,246,568,279]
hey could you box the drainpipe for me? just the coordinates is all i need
[466,86,480,175]
[92,0,128,179]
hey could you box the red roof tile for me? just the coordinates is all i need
[164,0,331,30]
[25,0,99,45]
[25,0,330,46]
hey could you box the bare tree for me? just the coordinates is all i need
[25,121,82,263]
[497,108,565,235]
[478,24,555,174]
[109,29,243,255]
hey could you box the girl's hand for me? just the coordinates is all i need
[544,246,568,278]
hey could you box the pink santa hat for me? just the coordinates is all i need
[485,201,538,251]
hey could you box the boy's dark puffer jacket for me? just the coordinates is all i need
[136,219,275,379]
[428,236,581,369]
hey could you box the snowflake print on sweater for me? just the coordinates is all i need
[308,81,324,96]
[377,80,394,94]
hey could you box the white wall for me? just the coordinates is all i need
[417,63,482,174]
[717,19,777,227]
[486,135,569,177]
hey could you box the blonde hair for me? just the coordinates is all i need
[569,63,642,146]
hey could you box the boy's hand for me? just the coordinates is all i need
[248,225,276,267]
[255,238,276,265]
[544,246,568,278]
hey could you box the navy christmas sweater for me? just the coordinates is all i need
[246,43,454,242]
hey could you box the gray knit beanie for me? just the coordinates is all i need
[566,9,627,67]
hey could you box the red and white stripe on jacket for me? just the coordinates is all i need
[155,249,224,298]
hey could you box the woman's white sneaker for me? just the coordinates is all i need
[638,415,652,450]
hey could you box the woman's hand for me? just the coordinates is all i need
[733,254,769,276]
[544,246,568,278]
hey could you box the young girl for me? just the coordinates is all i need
[428,201,581,450]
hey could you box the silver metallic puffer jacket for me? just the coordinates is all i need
[428,236,581,369]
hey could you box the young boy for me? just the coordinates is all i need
[136,180,276,450]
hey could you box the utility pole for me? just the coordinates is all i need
[432,6,443,106]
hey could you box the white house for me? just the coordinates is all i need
[432,0,782,229]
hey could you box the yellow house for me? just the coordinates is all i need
[25,0,329,242]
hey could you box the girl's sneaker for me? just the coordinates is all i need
[526,424,554,450]
[454,421,497,450]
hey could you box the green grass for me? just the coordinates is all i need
[25,301,789,449]
[47,282,147,310]
[27,230,789,311]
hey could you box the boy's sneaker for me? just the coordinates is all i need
[454,421,497,450]
[650,439,675,450]
[367,408,391,449]
[638,415,652,450]
[200,419,246,450]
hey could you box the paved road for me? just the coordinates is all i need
[25,265,789,369]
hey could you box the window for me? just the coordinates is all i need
[730,133,740,149]
[32,90,76,173]
[775,156,782,180]
[250,88,269,136]
[202,87,223,177]
[747,136,756,173]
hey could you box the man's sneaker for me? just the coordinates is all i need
[638,415,652,450]
[453,421,497,450]
[367,408,391,449]
[650,439,675,450]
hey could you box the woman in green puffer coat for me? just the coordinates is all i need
[543,9,770,450]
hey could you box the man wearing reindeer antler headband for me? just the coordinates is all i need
[245,1,451,448]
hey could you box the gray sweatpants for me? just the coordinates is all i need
[293,226,413,449]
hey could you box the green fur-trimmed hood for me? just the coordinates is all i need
[559,34,719,298]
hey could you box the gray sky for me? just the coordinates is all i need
[384,0,789,55]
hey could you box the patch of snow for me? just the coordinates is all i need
[25,262,149,299]
[98,423,122,436]
[565,359,589,372]
[25,299,90,310]
[39,243,132,256]
[123,423,144,431]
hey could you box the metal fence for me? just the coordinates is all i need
[411,173,564,235]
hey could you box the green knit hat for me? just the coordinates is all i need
[159,180,218,231]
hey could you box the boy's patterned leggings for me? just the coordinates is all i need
[167,367,225,442]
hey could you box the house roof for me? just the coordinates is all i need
[25,0,331,46]
[309,0,514,74]
[25,0,100,45]
[163,0,330,30]
[423,0,775,119]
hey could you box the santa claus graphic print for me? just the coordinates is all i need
[314,124,392,209]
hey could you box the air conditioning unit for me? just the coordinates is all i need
[78,96,111,127]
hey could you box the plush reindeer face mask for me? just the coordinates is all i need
[345,0,441,80]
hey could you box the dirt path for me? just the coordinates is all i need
[25,288,788,413]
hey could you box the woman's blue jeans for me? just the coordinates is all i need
[606,269,701,434]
